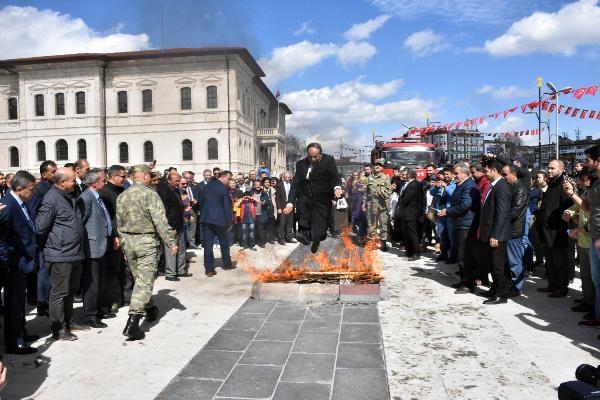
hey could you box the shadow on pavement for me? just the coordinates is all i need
[142,289,186,332]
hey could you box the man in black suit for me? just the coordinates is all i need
[193,169,213,247]
[0,171,38,354]
[157,171,187,281]
[72,159,90,198]
[284,143,343,253]
[479,159,512,304]
[395,169,423,260]
[275,171,295,245]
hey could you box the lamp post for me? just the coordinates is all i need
[546,82,572,160]
[536,77,542,167]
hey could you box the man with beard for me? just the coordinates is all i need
[284,143,343,253]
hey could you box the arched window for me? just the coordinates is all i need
[117,91,128,113]
[119,142,129,164]
[55,93,65,115]
[182,139,193,161]
[75,91,86,114]
[8,97,18,120]
[180,87,191,110]
[55,139,68,161]
[142,89,152,112]
[208,138,218,160]
[77,139,87,159]
[143,141,154,162]
[207,86,217,108]
[34,94,44,116]
[37,140,46,161]
[9,147,19,167]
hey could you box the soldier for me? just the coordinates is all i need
[364,159,392,251]
[116,164,177,340]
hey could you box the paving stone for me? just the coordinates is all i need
[272,382,331,400]
[281,353,336,384]
[156,377,222,400]
[293,331,339,354]
[222,315,266,331]
[239,340,293,366]
[203,330,256,351]
[299,318,341,333]
[267,306,307,322]
[179,350,242,380]
[340,323,382,344]
[255,321,301,341]
[342,306,380,324]
[238,299,278,316]
[308,303,344,315]
[306,310,342,323]
[217,365,282,398]
[331,368,389,400]
[337,343,385,368]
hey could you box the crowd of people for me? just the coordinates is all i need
[0,141,598,361]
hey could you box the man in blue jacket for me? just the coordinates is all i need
[434,167,456,262]
[199,170,237,277]
[439,163,481,293]
[0,171,38,354]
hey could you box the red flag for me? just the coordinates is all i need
[587,86,598,96]
[528,101,540,109]
[573,87,587,99]
[479,116,485,124]
[521,104,527,113]
[580,109,588,119]
[548,104,556,113]
[558,105,565,113]
[596,112,600,120]
[494,112,500,119]
[565,106,573,115]
[590,110,597,119]
[456,121,463,129]
[572,108,580,117]
[541,101,549,111]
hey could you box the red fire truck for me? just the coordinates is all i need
[371,136,436,181]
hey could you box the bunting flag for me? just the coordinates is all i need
[590,110,597,119]
[572,108,580,117]
[558,105,565,113]
[548,103,556,113]
[587,86,598,96]
[580,109,588,119]
[573,88,587,99]
[566,106,573,115]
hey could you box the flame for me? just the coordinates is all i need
[234,226,382,283]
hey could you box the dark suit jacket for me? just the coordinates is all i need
[275,180,292,210]
[395,180,423,221]
[100,181,124,237]
[537,174,573,248]
[77,189,110,259]
[72,182,87,198]
[0,193,37,273]
[157,181,184,233]
[199,179,232,227]
[479,178,512,243]
[288,154,342,205]
[28,180,52,219]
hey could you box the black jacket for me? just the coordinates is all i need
[446,177,480,231]
[509,180,528,238]
[395,180,423,221]
[28,180,52,219]
[35,186,84,263]
[100,181,124,237]
[157,181,184,233]
[479,178,512,243]
[537,174,573,248]
[288,154,342,204]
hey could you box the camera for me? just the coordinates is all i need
[558,364,600,399]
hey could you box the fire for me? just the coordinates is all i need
[234,227,383,283]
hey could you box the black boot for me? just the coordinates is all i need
[123,315,145,340]
[145,306,159,322]
[380,242,388,252]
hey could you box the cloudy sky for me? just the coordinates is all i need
[2,0,600,153]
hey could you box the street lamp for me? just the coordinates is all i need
[546,82,572,160]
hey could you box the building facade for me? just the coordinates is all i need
[0,48,291,175]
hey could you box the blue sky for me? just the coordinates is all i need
[2,0,600,153]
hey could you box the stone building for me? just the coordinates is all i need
[0,47,291,174]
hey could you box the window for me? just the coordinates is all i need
[77,139,87,159]
[35,94,44,116]
[117,91,128,113]
[143,141,154,162]
[182,139,193,161]
[55,93,65,115]
[9,147,19,168]
[55,139,68,161]
[8,97,17,120]
[37,141,46,161]
[119,142,129,164]
[75,91,86,114]
[207,86,217,109]
[208,138,218,160]
[142,89,153,112]
[180,87,191,110]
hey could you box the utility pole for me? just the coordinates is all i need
[575,127,581,141]
[536,77,542,168]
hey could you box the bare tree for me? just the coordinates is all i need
[285,133,305,171]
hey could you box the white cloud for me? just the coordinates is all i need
[344,15,390,41]
[476,84,532,99]
[0,6,150,59]
[484,0,600,57]
[337,41,377,67]
[403,29,449,57]
[294,21,315,36]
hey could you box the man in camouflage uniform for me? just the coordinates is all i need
[116,164,177,340]
[365,158,392,251]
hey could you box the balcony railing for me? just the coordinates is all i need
[257,128,280,137]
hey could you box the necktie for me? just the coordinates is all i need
[98,197,112,236]
[21,203,34,228]
[187,187,194,201]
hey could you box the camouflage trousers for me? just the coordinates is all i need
[367,199,389,241]
[121,233,159,316]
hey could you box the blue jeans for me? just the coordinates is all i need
[522,209,533,269]
[590,245,600,319]
[436,217,455,259]
[241,223,255,248]
[507,237,525,290]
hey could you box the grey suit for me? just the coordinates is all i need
[77,189,111,320]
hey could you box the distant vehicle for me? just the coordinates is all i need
[371,135,435,181]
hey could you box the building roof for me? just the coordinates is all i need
[0,47,265,76]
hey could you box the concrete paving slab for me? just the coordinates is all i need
[343,306,380,323]
[239,340,293,366]
[216,364,282,398]
[156,378,222,400]
[340,323,382,343]
[331,368,390,400]
[254,321,301,341]
[272,382,331,400]
[292,330,339,354]
[203,329,256,351]
[337,343,386,369]
[179,350,242,380]
[280,353,336,383]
